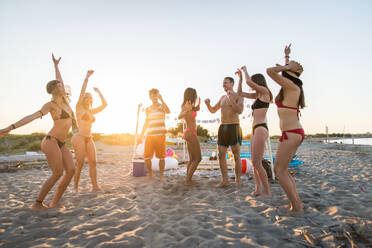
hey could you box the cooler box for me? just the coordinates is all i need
[132,159,146,177]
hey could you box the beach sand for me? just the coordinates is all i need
[0,141,371,247]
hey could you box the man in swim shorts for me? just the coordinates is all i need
[139,88,170,182]
[205,76,244,187]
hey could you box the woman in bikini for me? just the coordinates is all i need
[0,54,77,210]
[178,88,201,186]
[71,71,107,192]
[266,44,305,215]
[237,66,272,198]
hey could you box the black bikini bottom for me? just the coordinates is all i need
[46,135,65,148]
[252,123,268,135]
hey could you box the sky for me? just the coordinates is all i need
[0,0,371,136]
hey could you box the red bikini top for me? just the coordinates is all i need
[82,113,96,123]
[275,102,301,119]
[192,111,197,118]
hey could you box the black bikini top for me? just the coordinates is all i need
[251,98,270,110]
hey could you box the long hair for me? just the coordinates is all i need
[251,74,273,102]
[47,79,78,130]
[46,80,59,94]
[275,71,305,109]
[182,88,197,108]
[82,93,93,110]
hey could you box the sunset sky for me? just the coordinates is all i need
[0,0,371,136]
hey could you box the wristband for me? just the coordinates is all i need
[11,124,16,130]
[285,55,290,58]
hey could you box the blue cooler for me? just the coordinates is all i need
[132,159,146,177]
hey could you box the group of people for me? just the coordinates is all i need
[139,44,305,215]
[0,54,107,211]
[0,44,305,215]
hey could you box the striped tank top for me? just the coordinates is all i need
[146,105,166,136]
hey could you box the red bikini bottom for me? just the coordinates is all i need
[184,128,197,136]
[279,128,305,142]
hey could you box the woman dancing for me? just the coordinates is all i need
[0,54,77,210]
[71,70,107,192]
[237,66,272,197]
[266,44,305,215]
[178,88,201,186]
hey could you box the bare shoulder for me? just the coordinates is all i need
[45,101,57,110]
[220,95,227,104]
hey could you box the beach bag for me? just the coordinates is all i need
[262,159,272,179]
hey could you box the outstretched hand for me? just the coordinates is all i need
[93,87,100,93]
[284,43,291,56]
[52,53,61,65]
[86,70,94,78]
[204,98,211,105]
[240,65,247,72]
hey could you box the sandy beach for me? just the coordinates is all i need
[0,141,371,247]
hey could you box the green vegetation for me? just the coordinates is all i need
[0,131,370,155]
[0,132,135,155]
[168,123,210,139]
[0,133,45,155]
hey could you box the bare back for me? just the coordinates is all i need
[182,106,197,131]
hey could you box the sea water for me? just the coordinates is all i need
[328,138,372,145]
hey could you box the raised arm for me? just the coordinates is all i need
[77,70,94,105]
[158,93,170,114]
[0,103,52,137]
[241,66,269,97]
[236,68,243,95]
[266,62,302,89]
[284,44,291,65]
[52,54,63,83]
[237,68,258,99]
[227,91,244,114]
[193,97,201,111]
[204,97,221,113]
[91,87,108,114]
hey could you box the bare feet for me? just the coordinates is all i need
[159,177,165,183]
[278,204,294,214]
[146,174,153,182]
[257,193,272,199]
[92,187,102,192]
[216,181,231,188]
[31,202,49,211]
[184,180,196,187]
[251,190,261,197]
[49,201,64,209]
[289,207,304,216]
[235,178,240,187]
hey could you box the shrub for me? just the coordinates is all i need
[28,140,41,151]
